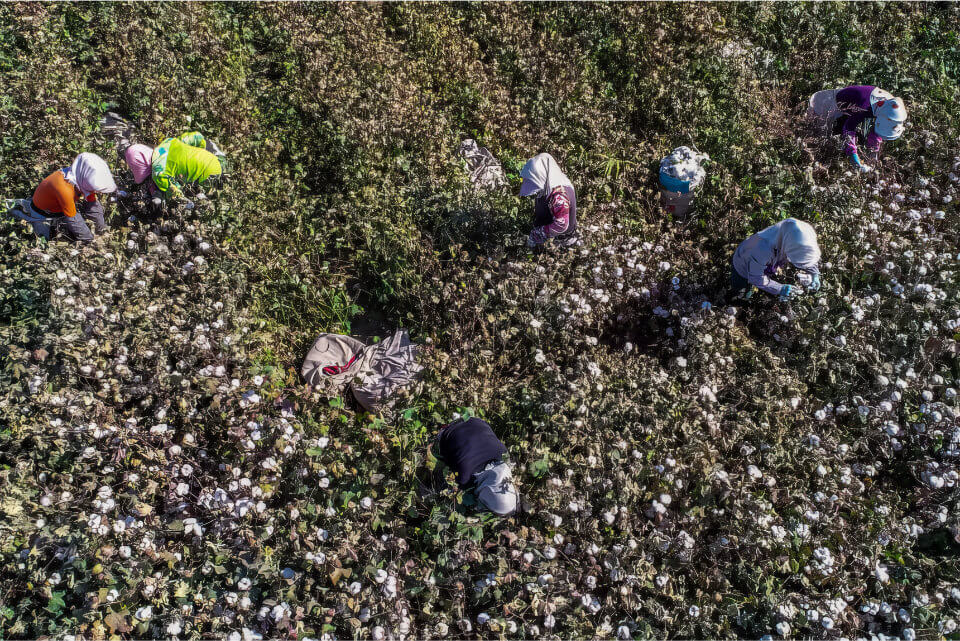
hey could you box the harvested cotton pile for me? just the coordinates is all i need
[660,146,709,190]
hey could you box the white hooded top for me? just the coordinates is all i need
[733,218,821,295]
[62,153,116,198]
[519,153,573,198]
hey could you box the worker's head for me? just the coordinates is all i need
[873,98,907,141]
[779,218,821,270]
[66,153,117,197]
[124,144,154,184]
[474,461,518,516]
[519,153,570,198]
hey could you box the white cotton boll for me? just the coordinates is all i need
[876,563,890,583]
[903,628,916,641]
[746,465,762,480]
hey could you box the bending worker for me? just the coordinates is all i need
[124,131,226,203]
[731,218,822,301]
[833,86,907,173]
[519,153,578,248]
[431,417,518,516]
[31,153,116,242]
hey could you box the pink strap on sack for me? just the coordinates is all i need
[321,352,361,376]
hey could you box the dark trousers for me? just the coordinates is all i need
[39,199,107,243]
[729,262,754,300]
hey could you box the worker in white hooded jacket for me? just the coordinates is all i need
[731,218,822,300]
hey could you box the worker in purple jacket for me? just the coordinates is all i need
[833,86,908,173]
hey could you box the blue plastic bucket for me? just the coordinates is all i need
[659,169,692,194]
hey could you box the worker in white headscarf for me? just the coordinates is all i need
[519,153,578,248]
[731,218,822,300]
[31,153,116,242]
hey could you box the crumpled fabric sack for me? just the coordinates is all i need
[807,89,841,136]
[7,199,52,240]
[100,112,136,144]
[301,330,423,413]
[458,139,507,191]
[352,330,424,413]
[301,333,373,389]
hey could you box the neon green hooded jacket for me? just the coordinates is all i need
[151,132,223,199]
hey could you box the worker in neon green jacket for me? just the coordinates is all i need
[124,132,226,202]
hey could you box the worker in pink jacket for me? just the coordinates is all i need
[519,153,578,248]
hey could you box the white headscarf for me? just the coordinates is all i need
[777,218,820,270]
[519,153,573,198]
[62,153,116,198]
[474,461,518,515]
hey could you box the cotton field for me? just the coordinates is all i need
[1,3,959,640]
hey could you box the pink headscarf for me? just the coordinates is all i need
[124,144,153,184]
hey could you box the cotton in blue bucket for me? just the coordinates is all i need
[659,146,708,217]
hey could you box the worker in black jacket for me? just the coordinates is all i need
[430,417,518,516]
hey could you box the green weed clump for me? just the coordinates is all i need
[0,3,959,640]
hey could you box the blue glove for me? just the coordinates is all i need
[808,273,821,292]
[778,284,794,302]
[850,153,871,173]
